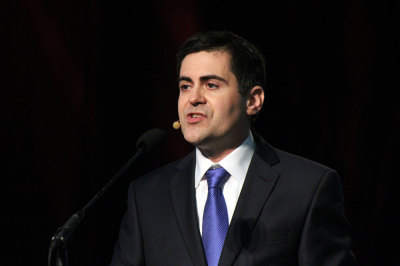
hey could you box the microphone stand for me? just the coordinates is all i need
[48,147,145,266]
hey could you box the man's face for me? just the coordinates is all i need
[178,50,250,155]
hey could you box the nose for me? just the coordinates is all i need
[188,86,206,106]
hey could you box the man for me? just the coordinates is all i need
[110,31,355,265]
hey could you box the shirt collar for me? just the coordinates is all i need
[194,131,255,188]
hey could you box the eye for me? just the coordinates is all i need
[179,84,191,91]
[206,83,219,89]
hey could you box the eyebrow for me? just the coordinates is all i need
[178,75,229,85]
[178,76,193,83]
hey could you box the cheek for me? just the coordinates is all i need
[212,101,239,125]
[177,97,185,115]
[225,98,244,116]
[220,100,247,126]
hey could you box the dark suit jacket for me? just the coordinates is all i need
[110,135,356,266]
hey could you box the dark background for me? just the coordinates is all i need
[1,0,399,265]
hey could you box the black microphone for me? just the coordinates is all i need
[137,128,166,153]
[48,128,166,266]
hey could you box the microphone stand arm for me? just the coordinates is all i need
[48,148,145,266]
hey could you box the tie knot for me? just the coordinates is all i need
[205,166,230,188]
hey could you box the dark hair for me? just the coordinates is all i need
[176,31,266,96]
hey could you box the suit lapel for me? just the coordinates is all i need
[219,139,281,266]
[169,152,208,266]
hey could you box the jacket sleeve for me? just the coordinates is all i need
[110,182,145,266]
[298,169,356,265]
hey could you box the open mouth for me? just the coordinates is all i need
[187,112,206,123]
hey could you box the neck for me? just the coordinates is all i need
[198,132,249,162]
[199,147,236,163]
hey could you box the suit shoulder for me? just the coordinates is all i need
[254,132,335,176]
[131,151,194,188]
[273,148,337,178]
[268,148,343,199]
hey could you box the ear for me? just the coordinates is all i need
[246,86,264,116]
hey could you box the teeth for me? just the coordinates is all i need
[191,114,202,118]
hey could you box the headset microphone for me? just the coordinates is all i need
[172,120,181,129]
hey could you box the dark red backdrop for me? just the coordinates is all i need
[2,0,399,265]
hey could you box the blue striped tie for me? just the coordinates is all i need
[202,166,230,266]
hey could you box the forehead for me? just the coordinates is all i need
[179,50,233,78]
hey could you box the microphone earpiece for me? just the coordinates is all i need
[172,120,181,130]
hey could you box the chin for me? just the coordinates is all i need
[183,135,203,146]
[182,131,208,146]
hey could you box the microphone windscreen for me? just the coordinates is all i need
[136,128,166,154]
[172,120,181,129]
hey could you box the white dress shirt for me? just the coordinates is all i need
[194,132,255,235]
